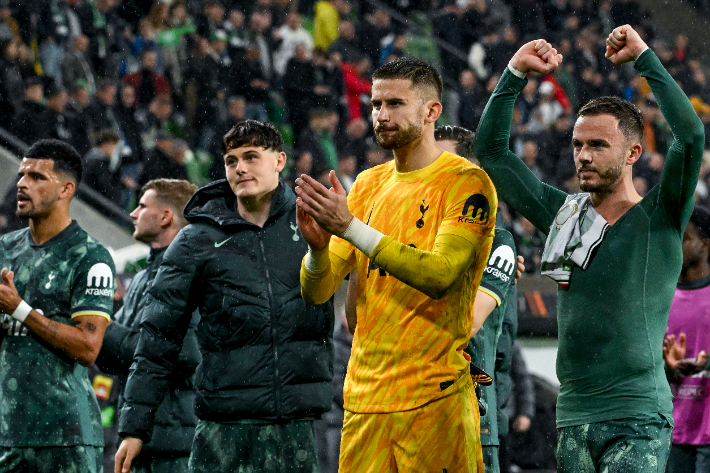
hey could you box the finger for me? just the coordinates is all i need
[698,350,708,365]
[533,39,546,51]
[298,173,334,198]
[679,333,687,349]
[114,448,125,473]
[537,42,552,57]
[0,269,10,286]
[329,170,347,196]
[294,186,327,214]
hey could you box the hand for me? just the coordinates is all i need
[115,437,143,473]
[509,39,563,75]
[513,415,531,432]
[0,268,22,315]
[296,204,332,251]
[514,255,525,285]
[295,171,353,237]
[663,333,687,371]
[605,25,648,64]
[677,351,709,377]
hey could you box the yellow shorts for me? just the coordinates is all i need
[339,376,483,473]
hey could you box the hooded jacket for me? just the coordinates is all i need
[119,180,334,442]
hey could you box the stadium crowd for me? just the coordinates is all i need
[1,0,710,275]
[0,1,709,472]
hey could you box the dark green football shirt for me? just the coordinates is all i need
[466,227,516,445]
[0,221,114,447]
[474,50,705,427]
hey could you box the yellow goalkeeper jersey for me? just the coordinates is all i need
[330,151,497,413]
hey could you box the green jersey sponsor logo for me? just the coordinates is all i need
[85,262,113,296]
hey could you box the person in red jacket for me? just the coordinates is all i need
[340,54,372,121]
[122,48,170,107]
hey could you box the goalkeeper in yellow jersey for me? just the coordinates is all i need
[295,57,496,473]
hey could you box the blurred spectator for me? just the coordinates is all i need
[457,69,489,132]
[140,131,189,186]
[358,8,393,67]
[526,81,564,133]
[312,49,345,111]
[328,20,360,62]
[273,12,313,77]
[0,35,25,129]
[224,9,248,55]
[337,155,357,192]
[0,182,23,235]
[521,140,546,182]
[340,54,371,121]
[86,79,119,138]
[44,82,75,145]
[66,80,92,156]
[61,34,95,94]
[114,83,145,167]
[136,93,177,152]
[83,130,124,207]
[12,77,48,145]
[195,0,225,40]
[122,48,171,108]
[0,0,18,41]
[513,216,545,274]
[364,144,387,171]
[285,150,314,189]
[338,118,370,173]
[298,108,339,178]
[232,45,270,122]
[245,9,275,81]
[313,0,341,51]
[284,43,318,139]
[38,0,83,84]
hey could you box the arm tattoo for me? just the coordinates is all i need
[83,322,97,333]
[46,320,61,344]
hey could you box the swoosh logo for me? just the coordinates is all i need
[214,236,234,248]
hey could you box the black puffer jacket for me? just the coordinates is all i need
[119,180,334,442]
[97,247,200,457]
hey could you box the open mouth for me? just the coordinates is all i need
[17,194,30,205]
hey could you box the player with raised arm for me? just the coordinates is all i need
[473,26,704,471]
[296,58,496,472]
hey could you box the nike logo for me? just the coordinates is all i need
[214,236,234,247]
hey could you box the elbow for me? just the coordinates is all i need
[301,289,328,306]
[77,351,99,367]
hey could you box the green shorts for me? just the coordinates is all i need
[132,456,190,473]
[0,446,102,473]
[557,416,672,473]
[188,420,319,473]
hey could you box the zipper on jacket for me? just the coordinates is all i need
[258,231,282,419]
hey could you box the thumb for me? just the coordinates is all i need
[0,268,12,287]
[329,170,346,196]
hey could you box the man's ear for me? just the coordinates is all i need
[425,100,443,124]
[59,179,76,200]
[627,142,642,165]
[162,207,175,227]
[276,151,287,173]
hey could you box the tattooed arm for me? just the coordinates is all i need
[24,315,109,366]
[0,268,109,366]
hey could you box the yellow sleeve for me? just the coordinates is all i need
[370,232,481,300]
[300,238,356,305]
[370,167,497,299]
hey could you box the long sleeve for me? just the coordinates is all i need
[637,50,705,231]
[473,68,567,234]
[118,229,203,442]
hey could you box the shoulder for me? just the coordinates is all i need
[0,228,29,250]
[71,228,115,271]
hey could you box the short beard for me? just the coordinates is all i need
[375,123,423,150]
[578,159,625,194]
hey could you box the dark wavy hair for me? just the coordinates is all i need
[578,96,644,143]
[24,139,83,184]
[372,57,443,101]
[222,120,283,154]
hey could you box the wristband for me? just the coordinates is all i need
[507,62,527,79]
[11,300,31,323]
[305,247,330,273]
[341,217,385,257]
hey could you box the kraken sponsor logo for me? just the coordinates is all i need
[458,194,490,225]
[86,263,113,296]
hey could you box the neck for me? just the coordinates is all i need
[237,188,277,227]
[392,133,442,173]
[28,209,72,245]
[150,226,180,249]
[680,260,710,284]
[589,175,641,225]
